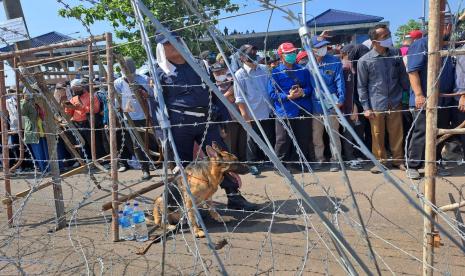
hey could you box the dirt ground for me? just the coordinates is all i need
[0,163,464,275]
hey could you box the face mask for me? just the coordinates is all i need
[283,53,297,64]
[298,58,308,65]
[214,74,228,82]
[315,47,327,57]
[377,37,393,48]
[246,53,257,63]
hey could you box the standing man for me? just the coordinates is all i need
[357,24,410,173]
[268,42,313,173]
[406,18,456,179]
[210,61,247,162]
[310,35,345,172]
[234,44,273,176]
[155,32,258,211]
[114,57,155,180]
[64,79,100,158]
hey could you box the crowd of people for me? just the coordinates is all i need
[3,20,465,201]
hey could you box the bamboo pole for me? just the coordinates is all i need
[88,44,97,163]
[0,34,106,60]
[2,154,109,205]
[106,33,119,242]
[439,201,465,212]
[101,177,172,211]
[423,0,443,275]
[437,128,465,135]
[437,120,465,145]
[0,61,13,226]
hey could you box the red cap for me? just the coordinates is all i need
[278,42,297,56]
[296,51,308,63]
[409,30,423,40]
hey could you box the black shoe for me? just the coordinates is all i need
[227,194,260,211]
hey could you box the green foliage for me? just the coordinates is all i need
[58,0,238,65]
[395,19,423,46]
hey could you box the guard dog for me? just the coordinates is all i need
[153,142,249,238]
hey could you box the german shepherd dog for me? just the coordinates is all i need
[153,142,249,238]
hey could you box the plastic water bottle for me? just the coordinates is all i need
[132,202,148,242]
[118,210,133,241]
[122,202,134,241]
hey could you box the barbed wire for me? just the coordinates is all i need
[1,0,465,275]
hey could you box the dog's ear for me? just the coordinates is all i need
[205,145,219,158]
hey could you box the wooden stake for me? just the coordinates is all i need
[424,1,443,275]
[0,62,13,226]
[106,33,119,242]
[88,44,97,163]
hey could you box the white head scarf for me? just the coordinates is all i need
[156,43,177,77]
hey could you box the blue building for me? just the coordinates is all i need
[214,9,388,50]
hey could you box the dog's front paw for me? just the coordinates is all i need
[195,230,205,238]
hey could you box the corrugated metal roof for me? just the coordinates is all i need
[307,9,384,28]
[0,31,73,52]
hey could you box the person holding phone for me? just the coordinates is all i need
[268,42,313,173]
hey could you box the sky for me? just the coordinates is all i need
[1,0,462,39]
[0,0,462,84]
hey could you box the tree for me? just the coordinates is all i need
[58,0,238,65]
[395,19,423,46]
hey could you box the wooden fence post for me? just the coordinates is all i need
[106,33,119,242]
[423,0,443,275]
[0,61,13,226]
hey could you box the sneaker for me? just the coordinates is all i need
[437,167,450,176]
[118,165,128,173]
[329,164,340,172]
[141,171,150,181]
[370,166,382,174]
[406,168,421,179]
[348,160,362,170]
[249,166,261,176]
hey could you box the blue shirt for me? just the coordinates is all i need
[158,62,210,109]
[234,64,271,120]
[312,54,345,114]
[268,63,313,118]
[407,37,455,107]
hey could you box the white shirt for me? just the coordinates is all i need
[6,95,19,131]
[234,64,271,120]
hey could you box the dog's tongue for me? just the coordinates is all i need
[226,172,242,188]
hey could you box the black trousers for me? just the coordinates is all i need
[246,119,275,164]
[341,119,364,161]
[407,109,452,168]
[274,117,312,165]
[169,111,239,193]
